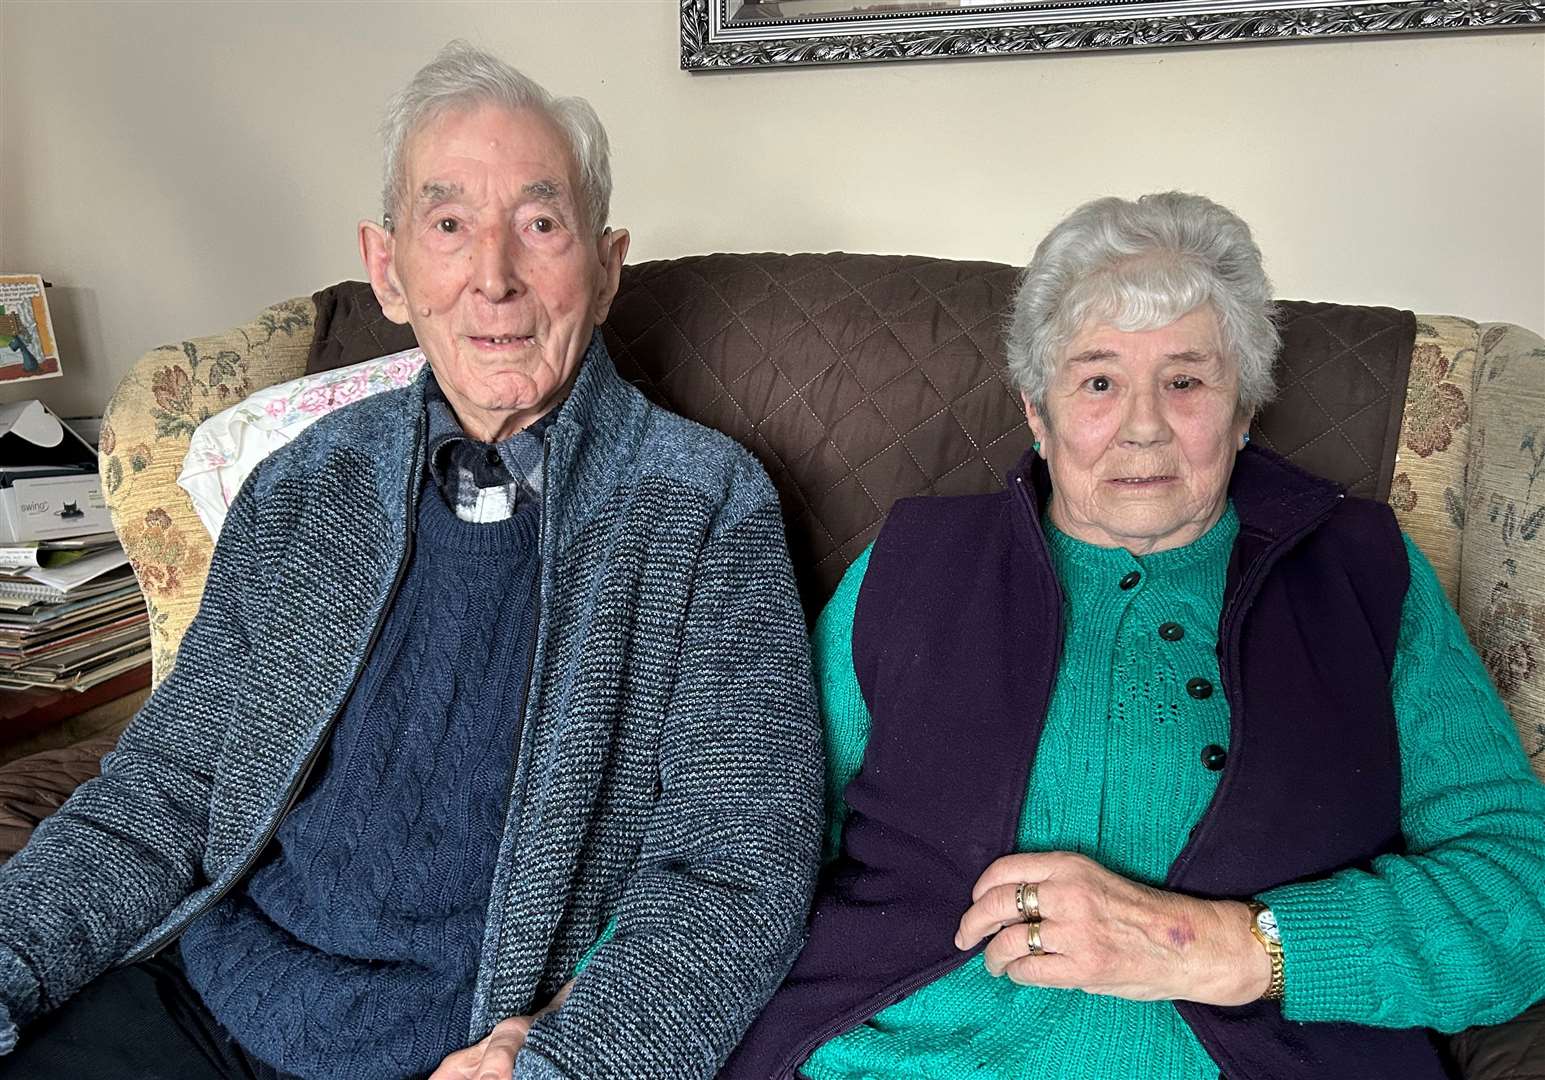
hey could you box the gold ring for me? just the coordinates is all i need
[1026,921,1044,956]
[1015,882,1040,923]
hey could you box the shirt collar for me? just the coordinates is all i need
[424,368,560,496]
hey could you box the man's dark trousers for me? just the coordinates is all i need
[0,951,296,1080]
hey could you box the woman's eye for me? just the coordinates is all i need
[435,218,460,234]
[531,217,556,234]
[1171,376,1196,390]
[1088,375,1112,392]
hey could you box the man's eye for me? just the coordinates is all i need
[435,218,460,234]
[1088,375,1112,392]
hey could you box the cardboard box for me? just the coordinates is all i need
[0,400,110,543]
[0,470,112,543]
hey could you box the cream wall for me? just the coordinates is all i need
[1,0,1541,419]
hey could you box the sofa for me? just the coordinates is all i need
[2,253,1542,1074]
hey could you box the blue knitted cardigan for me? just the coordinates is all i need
[0,334,824,1079]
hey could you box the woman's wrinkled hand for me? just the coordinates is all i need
[954,852,1271,1007]
[428,981,573,1080]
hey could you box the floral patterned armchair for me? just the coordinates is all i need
[95,297,314,677]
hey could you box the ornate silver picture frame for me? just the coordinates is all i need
[681,0,1543,69]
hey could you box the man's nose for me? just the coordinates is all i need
[471,226,525,302]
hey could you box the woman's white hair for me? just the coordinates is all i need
[379,41,612,238]
[1005,192,1279,415]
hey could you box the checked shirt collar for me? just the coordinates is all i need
[424,371,559,524]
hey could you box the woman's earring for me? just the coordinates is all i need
[1241,433,1251,449]
[1032,440,1042,455]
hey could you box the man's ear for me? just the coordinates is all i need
[359,220,411,326]
[591,227,631,325]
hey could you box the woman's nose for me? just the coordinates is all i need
[1118,388,1169,446]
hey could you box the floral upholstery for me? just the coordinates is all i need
[1390,318,1545,782]
[98,299,314,680]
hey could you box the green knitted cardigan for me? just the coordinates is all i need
[805,507,1545,1080]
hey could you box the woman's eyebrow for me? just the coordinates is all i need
[1165,349,1217,364]
[1066,349,1118,365]
[1064,347,1222,368]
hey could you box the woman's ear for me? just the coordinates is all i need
[1021,392,1049,448]
[1236,407,1255,450]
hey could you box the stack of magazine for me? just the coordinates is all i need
[0,532,150,691]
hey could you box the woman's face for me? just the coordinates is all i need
[1024,306,1249,556]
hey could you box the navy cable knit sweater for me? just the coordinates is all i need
[180,478,540,1079]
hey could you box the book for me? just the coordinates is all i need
[0,646,152,691]
[0,275,62,384]
[13,546,130,592]
[0,563,137,604]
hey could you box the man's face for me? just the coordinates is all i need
[361,103,628,441]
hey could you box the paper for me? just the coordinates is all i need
[0,400,66,449]
[0,543,40,570]
[0,534,123,570]
[0,275,62,384]
[19,547,130,592]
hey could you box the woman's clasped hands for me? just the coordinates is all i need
[954,851,1272,1007]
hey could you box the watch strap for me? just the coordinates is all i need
[1246,900,1286,1002]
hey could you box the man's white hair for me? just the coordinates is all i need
[380,41,612,237]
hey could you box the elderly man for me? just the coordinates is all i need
[0,42,822,1080]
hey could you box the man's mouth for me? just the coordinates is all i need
[469,334,535,348]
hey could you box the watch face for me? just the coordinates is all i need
[1256,907,1281,945]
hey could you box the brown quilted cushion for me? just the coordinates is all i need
[308,280,416,373]
[1452,999,1545,1078]
[308,256,1414,617]
[0,735,118,863]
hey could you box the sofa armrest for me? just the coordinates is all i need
[1454,321,1545,782]
[0,736,119,863]
[1394,319,1545,1076]
[1393,317,1545,784]
[100,297,316,685]
[1452,997,1545,1079]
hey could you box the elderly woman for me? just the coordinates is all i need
[725,192,1545,1080]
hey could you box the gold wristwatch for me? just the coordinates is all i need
[1246,901,1285,1002]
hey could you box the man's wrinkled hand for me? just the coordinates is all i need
[428,981,573,1080]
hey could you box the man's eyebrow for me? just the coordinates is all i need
[521,179,565,204]
[416,181,463,205]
